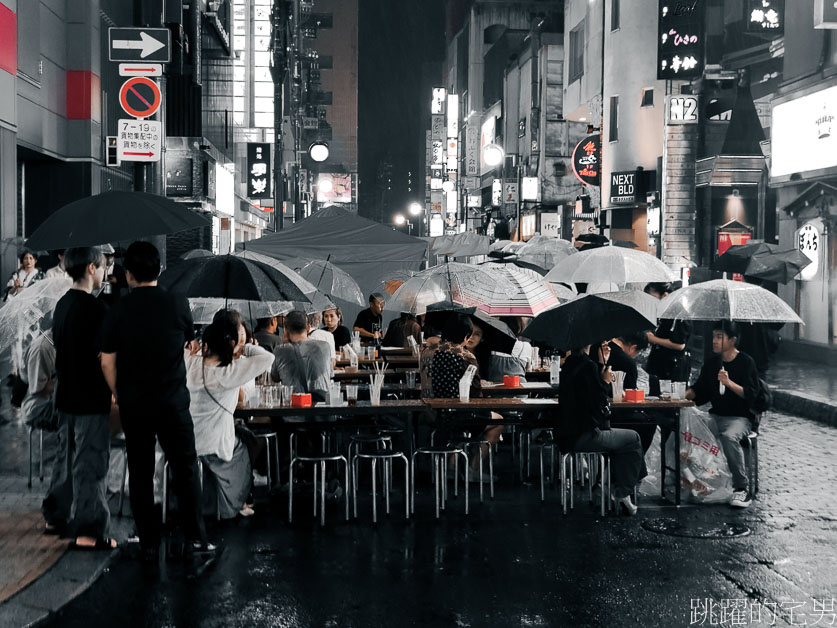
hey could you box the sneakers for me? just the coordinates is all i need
[617,496,638,516]
[253,472,269,487]
[729,490,752,508]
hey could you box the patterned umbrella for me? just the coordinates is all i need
[658,279,802,323]
[545,245,674,285]
[478,265,559,316]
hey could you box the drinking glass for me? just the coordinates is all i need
[346,384,358,407]
[406,371,417,388]
[369,385,381,406]
[280,385,293,407]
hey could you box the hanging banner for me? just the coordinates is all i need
[657,0,705,80]
[247,143,272,198]
[571,134,601,186]
[465,125,479,176]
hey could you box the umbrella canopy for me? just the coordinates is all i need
[516,236,575,269]
[658,279,803,324]
[714,242,779,274]
[384,263,511,315]
[424,302,516,354]
[373,269,419,299]
[545,245,674,285]
[181,249,214,260]
[481,256,548,275]
[523,292,658,351]
[159,255,312,307]
[0,276,72,354]
[187,298,294,325]
[744,249,812,284]
[25,191,211,250]
[546,281,578,302]
[285,257,364,306]
[476,266,559,316]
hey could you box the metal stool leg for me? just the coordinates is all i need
[28,427,33,489]
[39,429,44,482]
[312,462,318,518]
[319,460,326,527]
[288,459,295,523]
[434,456,441,519]
[343,457,350,521]
[118,450,128,516]
[371,458,378,523]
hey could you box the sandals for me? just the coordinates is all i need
[71,536,118,550]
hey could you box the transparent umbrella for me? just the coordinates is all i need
[658,279,803,324]
[0,277,72,373]
[188,298,295,325]
[285,257,364,306]
[373,269,419,300]
[545,245,674,285]
[515,236,576,270]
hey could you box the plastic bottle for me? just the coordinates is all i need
[550,358,560,386]
[719,368,726,395]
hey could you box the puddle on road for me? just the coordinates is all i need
[642,517,751,539]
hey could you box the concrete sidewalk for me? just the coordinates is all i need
[766,357,837,427]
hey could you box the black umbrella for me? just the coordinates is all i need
[523,292,656,352]
[159,254,311,304]
[714,242,779,274]
[424,302,516,354]
[25,191,211,250]
[744,249,812,284]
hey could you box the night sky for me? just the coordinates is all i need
[358,0,446,224]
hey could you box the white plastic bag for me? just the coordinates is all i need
[677,406,734,504]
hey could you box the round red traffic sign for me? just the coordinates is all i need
[119,77,162,118]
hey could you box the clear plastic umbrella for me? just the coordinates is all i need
[477,265,559,316]
[545,244,675,285]
[385,262,514,315]
[0,276,72,373]
[285,257,365,306]
[515,236,576,270]
[373,269,419,301]
[188,298,295,325]
[658,279,803,324]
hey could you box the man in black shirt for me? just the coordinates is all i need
[687,321,759,508]
[43,247,115,548]
[254,316,282,353]
[644,283,692,395]
[101,242,213,564]
[353,293,385,340]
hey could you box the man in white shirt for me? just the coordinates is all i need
[307,311,336,358]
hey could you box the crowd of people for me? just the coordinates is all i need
[7,242,767,572]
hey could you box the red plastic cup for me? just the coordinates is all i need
[503,375,520,388]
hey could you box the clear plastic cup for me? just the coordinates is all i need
[406,371,417,388]
[280,385,293,407]
[346,384,358,406]
[370,386,381,406]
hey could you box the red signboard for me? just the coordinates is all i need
[571,134,601,186]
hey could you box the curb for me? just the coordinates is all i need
[0,547,118,628]
[771,389,837,428]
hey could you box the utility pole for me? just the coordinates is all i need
[271,0,286,230]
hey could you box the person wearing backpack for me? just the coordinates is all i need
[686,321,760,508]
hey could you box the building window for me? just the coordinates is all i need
[569,22,584,83]
[609,95,619,142]
[641,88,654,107]
[611,0,620,31]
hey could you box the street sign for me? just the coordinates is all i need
[119,77,162,118]
[118,63,163,77]
[666,95,699,125]
[116,119,162,162]
[503,181,519,205]
[108,28,171,63]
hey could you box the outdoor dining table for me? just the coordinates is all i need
[381,355,420,368]
[610,398,694,506]
[332,368,417,382]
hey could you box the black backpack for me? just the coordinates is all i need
[750,377,772,415]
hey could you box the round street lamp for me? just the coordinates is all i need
[308,141,329,163]
[441,180,455,193]
[394,214,406,226]
[317,176,333,194]
[408,202,423,216]
[483,143,505,168]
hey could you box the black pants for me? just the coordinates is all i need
[121,403,207,551]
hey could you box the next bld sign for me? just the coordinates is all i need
[610,170,640,205]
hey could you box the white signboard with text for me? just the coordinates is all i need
[540,213,561,238]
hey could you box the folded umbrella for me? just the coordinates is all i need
[25,191,211,250]
[523,292,657,351]
[658,279,802,324]
[744,249,812,284]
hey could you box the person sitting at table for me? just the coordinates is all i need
[307,311,336,359]
[685,321,759,509]
[186,311,275,519]
[606,332,656,458]
[271,310,333,402]
[558,344,643,515]
[253,316,282,353]
[383,312,421,348]
[353,293,385,341]
[323,306,352,349]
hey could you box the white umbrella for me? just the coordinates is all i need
[477,265,559,316]
[545,245,675,285]
[658,279,803,324]
[188,298,295,325]
[285,257,365,306]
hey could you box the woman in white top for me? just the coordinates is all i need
[5,250,44,300]
[185,311,274,519]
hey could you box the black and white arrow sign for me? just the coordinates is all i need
[108,28,171,63]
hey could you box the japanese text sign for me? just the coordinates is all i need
[247,143,271,198]
[657,1,705,80]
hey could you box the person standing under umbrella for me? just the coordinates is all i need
[644,282,692,396]
[100,242,214,568]
[558,344,643,515]
[43,247,115,548]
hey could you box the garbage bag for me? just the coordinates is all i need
[639,427,675,497]
[678,406,734,504]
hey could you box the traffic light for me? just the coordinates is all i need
[106,136,119,167]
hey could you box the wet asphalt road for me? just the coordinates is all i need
[40,412,837,627]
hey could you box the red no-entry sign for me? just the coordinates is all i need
[118,77,162,118]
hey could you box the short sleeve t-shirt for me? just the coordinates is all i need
[330,325,352,349]
[101,286,194,408]
[52,290,112,415]
[353,308,382,334]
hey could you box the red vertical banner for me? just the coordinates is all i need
[0,4,16,76]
